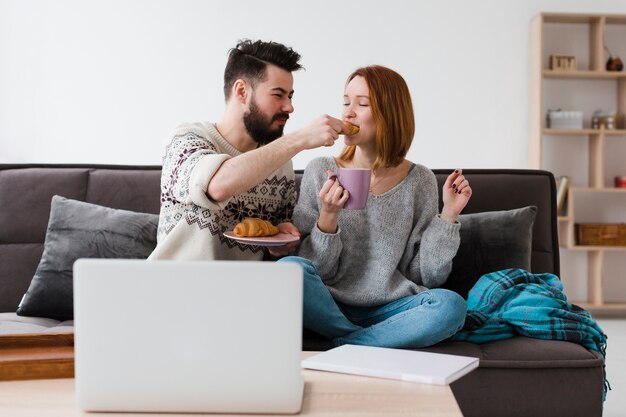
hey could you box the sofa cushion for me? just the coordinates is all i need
[0,312,73,335]
[443,206,537,298]
[421,337,605,417]
[16,196,158,321]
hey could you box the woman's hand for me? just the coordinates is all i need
[441,169,472,223]
[317,170,349,233]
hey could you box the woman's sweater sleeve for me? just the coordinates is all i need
[408,170,461,288]
[293,159,343,278]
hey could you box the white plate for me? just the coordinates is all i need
[223,231,300,247]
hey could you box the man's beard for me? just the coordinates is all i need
[243,97,289,145]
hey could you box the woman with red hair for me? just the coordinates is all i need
[281,65,472,348]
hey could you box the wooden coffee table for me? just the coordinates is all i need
[0,352,463,416]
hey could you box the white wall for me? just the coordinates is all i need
[2,0,626,169]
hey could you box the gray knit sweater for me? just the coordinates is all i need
[294,157,461,307]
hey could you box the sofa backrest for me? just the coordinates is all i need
[0,164,559,313]
[0,165,162,312]
[432,169,559,279]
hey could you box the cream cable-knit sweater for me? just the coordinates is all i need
[148,122,296,261]
[294,156,460,307]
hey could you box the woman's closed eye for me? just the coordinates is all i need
[343,101,368,107]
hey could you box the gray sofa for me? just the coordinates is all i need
[0,164,605,417]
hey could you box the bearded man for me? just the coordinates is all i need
[149,40,348,261]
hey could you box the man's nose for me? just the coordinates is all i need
[282,99,294,113]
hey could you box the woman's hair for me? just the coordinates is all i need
[338,65,415,171]
[223,39,303,101]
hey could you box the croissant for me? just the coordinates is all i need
[343,121,360,135]
[233,218,280,237]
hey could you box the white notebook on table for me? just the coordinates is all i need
[302,344,479,386]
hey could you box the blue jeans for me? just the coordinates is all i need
[279,256,466,348]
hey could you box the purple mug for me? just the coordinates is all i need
[329,168,371,210]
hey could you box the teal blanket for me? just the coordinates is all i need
[450,268,609,397]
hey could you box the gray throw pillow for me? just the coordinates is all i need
[442,206,537,299]
[16,195,158,320]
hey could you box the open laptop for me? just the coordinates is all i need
[73,259,304,414]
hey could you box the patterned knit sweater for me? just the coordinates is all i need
[148,122,296,261]
[294,157,461,307]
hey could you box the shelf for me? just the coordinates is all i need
[564,245,626,251]
[543,70,626,79]
[570,187,626,193]
[542,128,626,136]
[577,303,626,317]
[543,13,626,24]
[577,303,626,309]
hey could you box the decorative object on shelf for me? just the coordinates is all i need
[546,109,583,129]
[606,56,624,71]
[604,45,624,71]
[555,175,570,216]
[576,223,626,246]
[591,110,616,130]
[615,176,626,188]
[549,54,577,71]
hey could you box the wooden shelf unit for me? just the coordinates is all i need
[530,13,626,316]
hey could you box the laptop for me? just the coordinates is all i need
[73,259,304,414]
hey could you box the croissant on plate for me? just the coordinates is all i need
[233,218,280,237]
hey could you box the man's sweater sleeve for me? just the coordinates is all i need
[279,160,297,224]
[162,125,230,211]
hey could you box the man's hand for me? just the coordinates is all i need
[267,222,301,258]
[289,115,347,150]
[207,115,348,203]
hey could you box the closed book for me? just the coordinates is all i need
[301,344,479,386]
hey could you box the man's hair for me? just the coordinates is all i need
[223,39,303,100]
[338,65,415,172]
